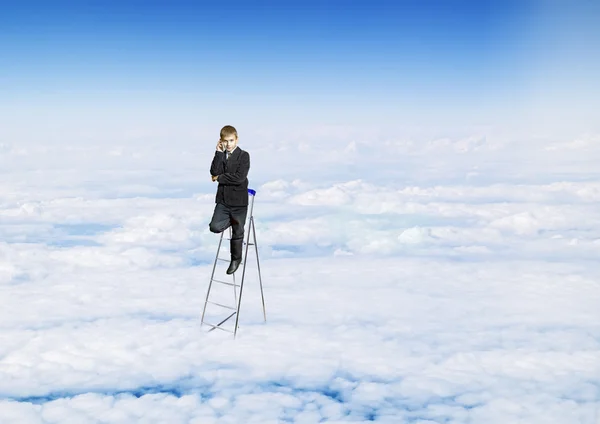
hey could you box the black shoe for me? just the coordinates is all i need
[226,258,242,274]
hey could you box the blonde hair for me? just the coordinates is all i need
[220,125,238,140]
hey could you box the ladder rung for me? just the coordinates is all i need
[223,238,254,246]
[217,258,243,264]
[203,322,234,333]
[211,278,239,287]
[207,300,237,311]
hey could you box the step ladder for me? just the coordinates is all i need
[201,188,266,338]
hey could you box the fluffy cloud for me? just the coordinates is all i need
[1,132,599,423]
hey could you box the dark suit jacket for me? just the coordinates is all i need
[210,147,250,207]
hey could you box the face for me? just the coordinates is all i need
[221,135,238,152]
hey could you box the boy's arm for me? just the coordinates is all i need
[210,151,225,176]
[217,151,250,185]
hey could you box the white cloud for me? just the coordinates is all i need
[1,131,600,423]
[100,213,197,248]
[546,133,600,151]
[288,186,352,206]
[397,226,436,244]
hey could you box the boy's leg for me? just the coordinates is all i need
[230,205,248,244]
[226,205,248,274]
[209,202,231,234]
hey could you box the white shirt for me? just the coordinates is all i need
[224,146,237,159]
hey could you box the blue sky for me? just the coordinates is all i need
[1,0,599,143]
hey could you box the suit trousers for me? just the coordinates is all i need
[209,202,248,260]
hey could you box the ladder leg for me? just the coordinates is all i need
[251,216,267,322]
[231,227,238,307]
[201,230,224,327]
[233,209,254,338]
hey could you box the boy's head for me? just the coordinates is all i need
[220,125,238,152]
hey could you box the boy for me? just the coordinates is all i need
[208,125,250,274]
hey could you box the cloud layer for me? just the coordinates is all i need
[1,130,599,423]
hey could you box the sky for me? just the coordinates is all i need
[1,0,599,145]
[1,1,600,423]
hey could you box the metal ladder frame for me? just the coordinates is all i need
[201,188,266,338]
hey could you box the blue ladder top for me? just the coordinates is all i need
[248,188,256,196]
